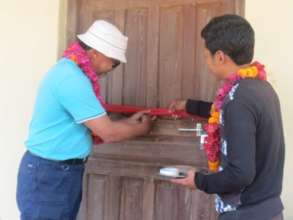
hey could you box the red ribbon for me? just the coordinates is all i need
[93,104,205,144]
[104,103,195,119]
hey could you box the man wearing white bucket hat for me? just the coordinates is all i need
[78,20,128,63]
[16,20,153,220]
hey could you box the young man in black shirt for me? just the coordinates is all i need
[169,15,285,220]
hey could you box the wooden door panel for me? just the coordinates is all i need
[68,0,244,107]
[87,175,107,220]
[82,154,217,220]
[194,2,222,101]
[120,178,144,220]
[82,161,217,220]
[154,180,214,220]
[154,181,190,220]
[123,8,148,106]
[181,5,197,100]
[104,176,122,220]
[159,5,184,107]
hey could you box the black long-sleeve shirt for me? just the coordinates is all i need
[186,79,285,218]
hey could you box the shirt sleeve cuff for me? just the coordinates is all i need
[76,112,107,124]
[194,171,206,191]
[186,99,199,115]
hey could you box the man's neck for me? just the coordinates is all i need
[222,63,251,80]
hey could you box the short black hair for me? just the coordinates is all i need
[77,39,92,51]
[201,14,255,65]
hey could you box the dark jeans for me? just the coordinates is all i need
[17,151,85,220]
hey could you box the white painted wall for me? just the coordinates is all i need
[0,0,292,219]
[0,1,60,219]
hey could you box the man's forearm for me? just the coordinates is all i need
[194,164,255,194]
[102,120,147,143]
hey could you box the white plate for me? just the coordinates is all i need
[159,167,187,179]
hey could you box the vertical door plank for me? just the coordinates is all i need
[123,8,148,106]
[146,4,160,107]
[119,177,144,220]
[189,190,214,220]
[87,174,107,220]
[194,3,221,102]
[159,5,184,107]
[154,180,191,220]
[104,176,122,220]
[142,179,155,220]
[181,4,197,100]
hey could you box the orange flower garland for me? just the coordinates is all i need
[204,62,267,172]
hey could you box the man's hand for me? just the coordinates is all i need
[127,111,156,135]
[84,111,155,143]
[170,169,197,190]
[168,100,187,112]
[127,110,151,124]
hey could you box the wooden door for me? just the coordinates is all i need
[67,0,244,107]
[66,1,245,219]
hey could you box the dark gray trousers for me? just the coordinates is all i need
[218,197,283,220]
[219,212,283,220]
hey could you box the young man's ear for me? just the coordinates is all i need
[214,50,226,64]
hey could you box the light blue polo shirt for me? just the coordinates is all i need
[25,58,106,160]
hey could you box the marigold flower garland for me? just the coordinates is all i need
[204,62,267,172]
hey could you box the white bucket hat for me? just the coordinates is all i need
[77,20,128,63]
